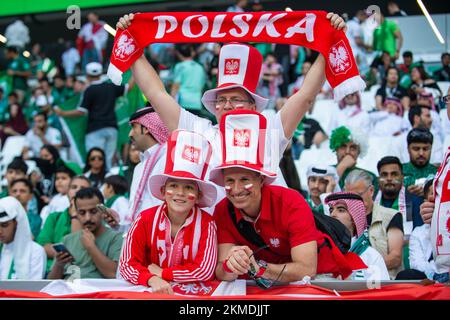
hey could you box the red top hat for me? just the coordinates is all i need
[149,130,217,208]
[201,43,268,116]
[209,110,277,186]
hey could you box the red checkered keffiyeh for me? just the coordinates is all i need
[130,110,170,145]
[325,192,367,238]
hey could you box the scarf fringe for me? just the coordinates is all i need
[107,63,123,86]
[333,76,366,102]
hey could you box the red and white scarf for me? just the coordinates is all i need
[107,11,365,101]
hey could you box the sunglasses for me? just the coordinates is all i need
[89,156,104,161]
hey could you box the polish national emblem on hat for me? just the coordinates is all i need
[202,43,269,115]
[233,129,251,148]
[209,110,277,186]
[149,130,217,208]
[224,59,240,75]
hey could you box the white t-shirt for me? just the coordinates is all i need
[409,224,436,279]
[328,105,371,136]
[0,241,46,280]
[25,127,62,157]
[178,109,289,210]
[349,238,390,281]
[369,111,410,137]
[40,193,70,226]
[110,196,130,226]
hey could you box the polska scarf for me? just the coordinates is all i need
[107,11,365,101]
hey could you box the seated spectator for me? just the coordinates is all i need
[83,147,106,189]
[397,51,413,79]
[48,187,123,279]
[369,97,410,137]
[213,111,366,284]
[291,100,327,159]
[397,177,436,280]
[367,51,395,87]
[329,92,370,136]
[397,105,442,164]
[344,169,404,279]
[23,112,62,158]
[329,126,378,193]
[305,165,340,215]
[120,130,217,294]
[10,178,41,240]
[432,52,450,82]
[40,160,82,225]
[123,144,140,191]
[102,175,129,228]
[375,67,410,111]
[376,156,424,233]
[402,128,437,196]
[416,92,445,149]
[408,65,442,106]
[325,192,390,280]
[37,175,91,273]
[0,196,46,279]
[0,102,29,145]
[0,158,28,198]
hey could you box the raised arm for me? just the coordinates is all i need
[117,14,180,132]
[279,12,346,139]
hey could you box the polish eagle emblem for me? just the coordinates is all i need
[224,59,240,75]
[114,33,136,60]
[182,145,200,164]
[233,129,251,148]
[329,41,351,74]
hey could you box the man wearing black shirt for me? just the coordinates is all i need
[344,168,404,279]
[55,62,134,169]
[375,66,409,110]
[433,53,450,82]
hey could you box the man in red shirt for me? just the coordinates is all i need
[211,110,364,285]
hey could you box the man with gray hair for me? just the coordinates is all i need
[344,169,404,279]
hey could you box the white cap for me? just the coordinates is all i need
[86,62,103,76]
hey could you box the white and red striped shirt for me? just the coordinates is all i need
[120,203,217,286]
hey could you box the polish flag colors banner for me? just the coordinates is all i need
[107,11,366,101]
[0,280,449,300]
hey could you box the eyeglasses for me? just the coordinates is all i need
[211,97,254,108]
[443,95,450,104]
[355,185,372,197]
[89,156,104,161]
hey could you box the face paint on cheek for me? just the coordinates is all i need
[234,104,244,110]
[166,189,174,196]
[187,193,196,201]
[225,185,232,193]
[244,184,253,191]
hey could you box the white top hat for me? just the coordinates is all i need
[201,43,268,116]
[209,110,277,186]
[149,130,217,208]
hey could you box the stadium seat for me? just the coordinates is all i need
[309,99,339,135]
[360,91,376,111]
[0,136,27,180]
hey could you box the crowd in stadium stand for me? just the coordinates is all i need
[0,0,449,291]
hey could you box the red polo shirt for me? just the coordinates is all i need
[214,185,322,264]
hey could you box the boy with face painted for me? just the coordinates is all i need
[325,192,390,280]
[120,130,218,295]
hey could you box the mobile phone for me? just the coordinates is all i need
[96,204,108,213]
[52,243,72,256]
